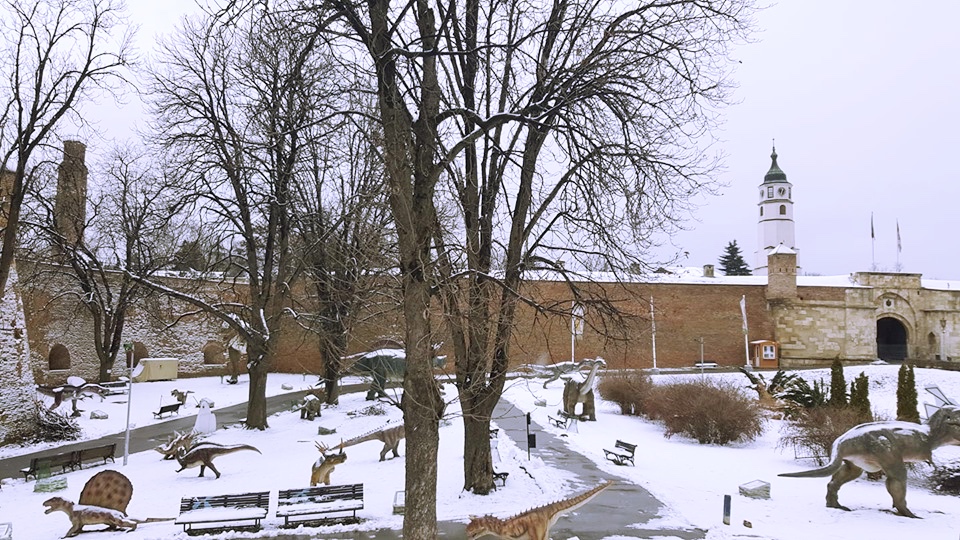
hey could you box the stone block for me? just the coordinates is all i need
[89,410,108,419]
[739,479,770,499]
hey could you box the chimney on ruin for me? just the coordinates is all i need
[53,141,88,248]
[703,264,715,278]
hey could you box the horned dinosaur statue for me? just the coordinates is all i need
[43,470,173,537]
[36,379,107,417]
[155,430,200,460]
[779,405,960,517]
[465,480,613,539]
[561,358,606,421]
[333,423,405,461]
[310,441,347,486]
[175,441,261,478]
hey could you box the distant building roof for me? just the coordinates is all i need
[762,146,788,183]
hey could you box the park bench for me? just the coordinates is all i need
[603,439,637,466]
[276,483,364,527]
[20,450,79,480]
[492,470,509,487]
[175,491,270,535]
[153,402,182,419]
[548,409,578,429]
[99,381,128,396]
[77,443,116,468]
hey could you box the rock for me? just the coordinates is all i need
[739,479,770,500]
[534,399,547,407]
[317,426,337,436]
[89,410,108,420]
[281,383,293,390]
[743,520,752,528]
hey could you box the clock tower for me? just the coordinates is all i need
[755,146,798,275]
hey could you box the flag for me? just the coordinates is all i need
[571,302,585,337]
[897,220,902,253]
[739,295,748,335]
[870,213,875,239]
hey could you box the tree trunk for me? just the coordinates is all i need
[463,408,495,494]
[98,358,112,384]
[246,354,270,429]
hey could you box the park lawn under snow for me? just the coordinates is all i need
[1,363,960,539]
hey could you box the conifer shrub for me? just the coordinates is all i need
[828,359,847,407]
[849,372,872,423]
[896,363,920,423]
[645,378,764,445]
[597,371,655,416]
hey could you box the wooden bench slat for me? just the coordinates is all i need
[176,491,270,533]
[276,484,364,527]
[604,439,637,466]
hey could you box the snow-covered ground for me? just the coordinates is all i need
[2,363,960,539]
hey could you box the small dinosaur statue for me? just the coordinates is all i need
[43,497,174,537]
[466,480,613,539]
[561,358,606,421]
[310,441,347,486]
[779,405,960,517]
[170,389,194,406]
[175,441,261,479]
[36,381,107,417]
[334,423,405,461]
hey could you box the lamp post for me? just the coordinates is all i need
[941,319,947,362]
[695,337,705,377]
[122,342,133,466]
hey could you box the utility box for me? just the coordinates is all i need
[132,358,179,382]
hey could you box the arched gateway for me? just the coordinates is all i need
[877,317,908,361]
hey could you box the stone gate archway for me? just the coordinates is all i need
[877,317,908,361]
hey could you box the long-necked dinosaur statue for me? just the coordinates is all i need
[175,441,261,478]
[333,423,405,461]
[779,405,960,517]
[561,358,606,421]
[36,379,107,417]
[466,480,613,539]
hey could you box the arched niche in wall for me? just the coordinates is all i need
[126,341,150,368]
[48,343,70,370]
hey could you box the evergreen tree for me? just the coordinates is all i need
[849,372,872,422]
[718,240,752,276]
[828,359,848,407]
[896,363,920,423]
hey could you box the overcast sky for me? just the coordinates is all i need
[86,1,960,279]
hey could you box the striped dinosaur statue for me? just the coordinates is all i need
[334,423,405,461]
[466,480,613,539]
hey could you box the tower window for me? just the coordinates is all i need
[779,204,786,215]
[759,207,763,216]
[767,187,773,198]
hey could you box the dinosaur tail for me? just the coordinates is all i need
[132,517,176,523]
[778,456,844,478]
[228,444,261,455]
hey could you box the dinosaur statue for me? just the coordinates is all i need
[155,430,200,461]
[517,358,604,389]
[465,480,613,539]
[561,358,606,421]
[36,379,107,417]
[779,405,960,517]
[310,441,347,486]
[346,342,446,401]
[175,441,261,479]
[333,423,405,461]
[170,389,194,406]
[43,470,173,537]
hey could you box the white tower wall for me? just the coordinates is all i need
[754,147,798,275]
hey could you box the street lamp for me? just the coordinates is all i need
[941,319,947,362]
[122,342,133,466]
[695,337,705,376]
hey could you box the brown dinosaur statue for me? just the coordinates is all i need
[561,358,605,421]
[175,441,261,478]
[36,381,107,417]
[334,423,405,461]
[779,405,960,517]
[466,480,613,539]
[310,441,347,486]
[171,389,194,406]
[44,497,139,536]
[155,430,200,460]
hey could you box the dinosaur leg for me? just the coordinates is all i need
[198,464,206,477]
[883,463,917,518]
[207,461,222,479]
[391,442,400,458]
[379,445,388,462]
[66,520,83,537]
[826,461,862,511]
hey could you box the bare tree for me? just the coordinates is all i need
[144,6,339,428]
[436,0,754,494]
[0,0,131,296]
[22,144,189,382]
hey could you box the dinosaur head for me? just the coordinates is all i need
[42,497,70,514]
[928,405,960,446]
[465,515,500,539]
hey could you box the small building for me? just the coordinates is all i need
[751,340,779,369]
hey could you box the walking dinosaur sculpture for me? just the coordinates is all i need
[333,423,405,461]
[779,405,960,517]
[36,378,107,417]
[175,442,261,479]
[465,480,613,539]
[561,358,606,421]
[155,430,200,460]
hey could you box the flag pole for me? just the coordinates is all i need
[896,219,902,271]
[650,297,658,373]
[740,295,751,368]
[870,212,876,270]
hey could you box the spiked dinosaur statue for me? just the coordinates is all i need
[155,430,200,460]
[333,423,405,461]
[466,480,613,539]
[561,358,606,421]
[310,441,347,486]
[175,441,261,478]
[780,405,960,517]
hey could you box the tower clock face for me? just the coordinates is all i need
[777,187,786,196]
